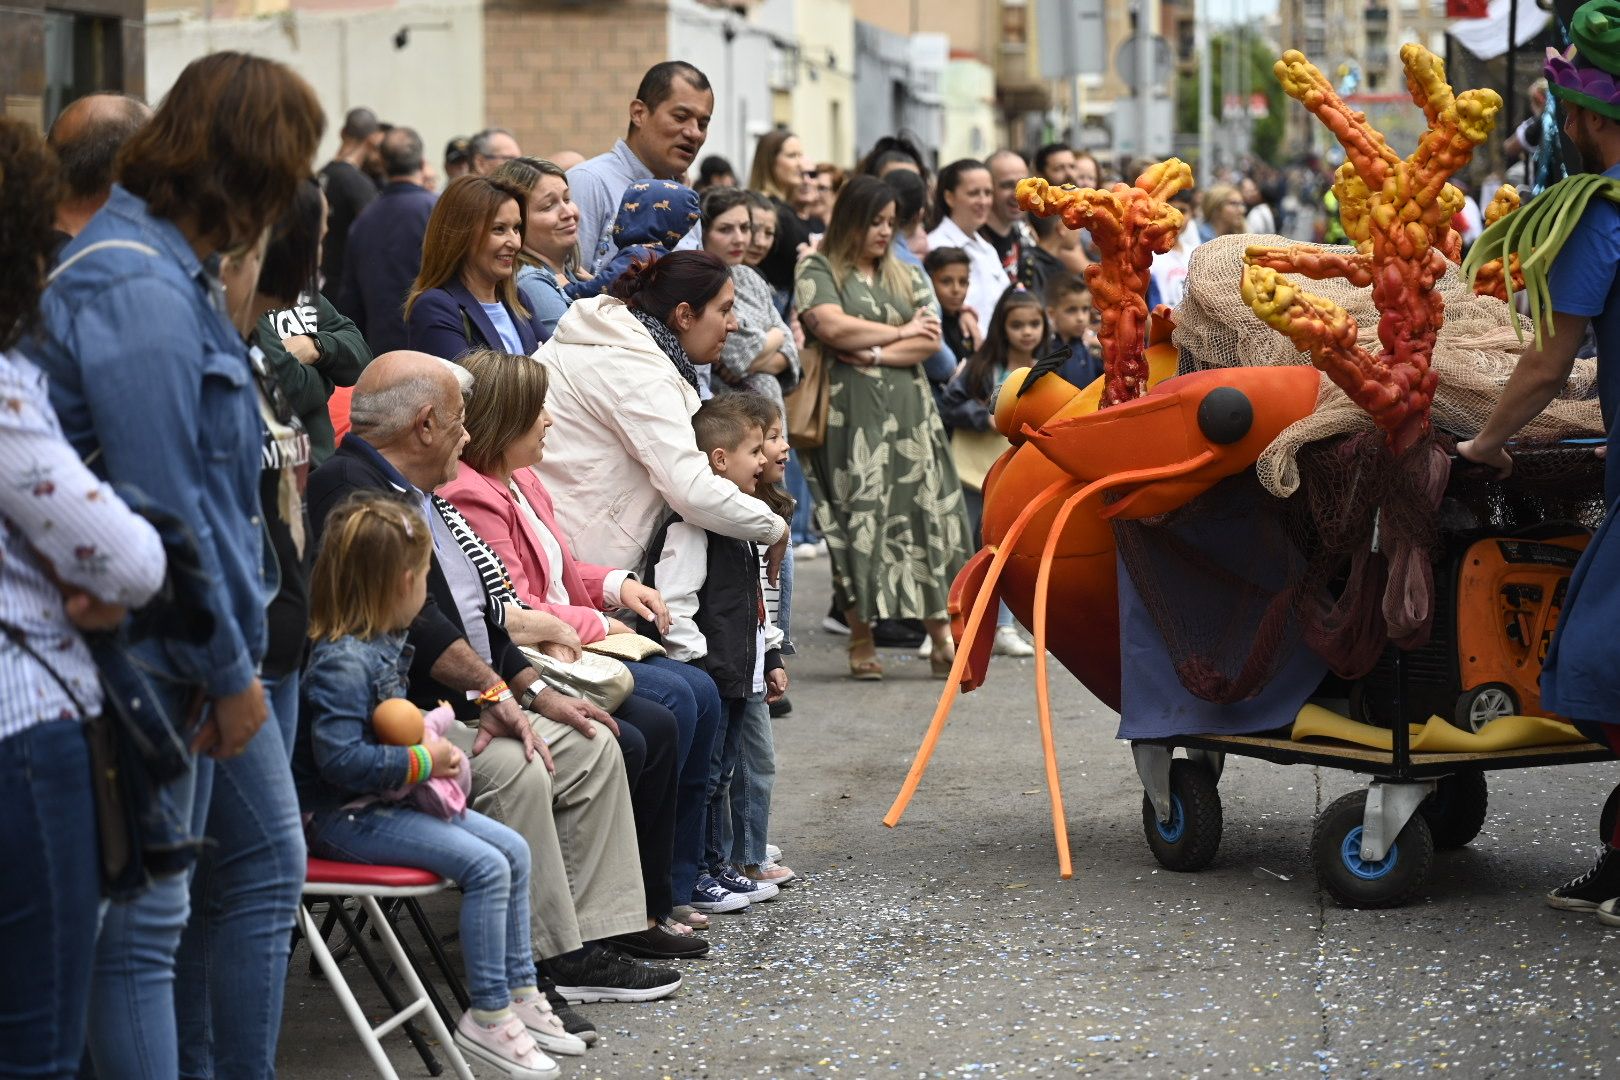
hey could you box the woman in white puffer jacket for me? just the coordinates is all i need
[533,250,787,576]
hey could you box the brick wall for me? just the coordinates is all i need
[483,0,671,161]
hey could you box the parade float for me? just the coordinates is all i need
[885,42,1615,906]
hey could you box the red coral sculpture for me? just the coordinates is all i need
[1240,45,1501,456]
[1472,185,1525,301]
[1017,159,1193,408]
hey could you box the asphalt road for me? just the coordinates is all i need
[277,555,1620,1078]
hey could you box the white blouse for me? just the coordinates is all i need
[927,216,1013,321]
[509,481,611,633]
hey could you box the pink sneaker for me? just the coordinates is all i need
[511,994,589,1057]
[744,859,800,887]
[453,1011,560,1079]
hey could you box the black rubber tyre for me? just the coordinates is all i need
[1420,770,1488,849]
[1141,759,1223,872]
[1452,682,1518,734]
[1312,789,1434,908]
[1601,781,1620,845]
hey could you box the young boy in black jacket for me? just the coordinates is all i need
[640,395,789,914]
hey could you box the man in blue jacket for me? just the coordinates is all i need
[338,125,437,352]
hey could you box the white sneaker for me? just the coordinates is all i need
[454,1012,560,1079]
[821,614,852,636]
[993,625,1035,657]
[765,843,783,863]
[511,994,589,1057]
[917,636,932,659]
[794,541,819,561]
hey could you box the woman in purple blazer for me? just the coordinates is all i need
[404,174,545,361]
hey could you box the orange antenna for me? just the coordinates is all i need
[1241,45,1502,456]
[1017,158,1193,408]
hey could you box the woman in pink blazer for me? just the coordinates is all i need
[440,348,727,933]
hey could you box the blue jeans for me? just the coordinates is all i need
[714,694,776,866]
[777,543,796,656]
[175,670,305,1079]
[87,676,213,1079]
[626,656,721,903]
[307,804,536,1012]
[0,720,101,1079]
[705,693,772,869]
[603,693,679,917]
[786,451,819,545]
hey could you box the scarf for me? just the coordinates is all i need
[631,306,701,392]
[430,494,525,627]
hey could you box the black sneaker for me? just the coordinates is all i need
[541,946,683,1004]
[873,618,926,648]
[543,985,597,1045]
[769,696,793,718]
[1546,846,1620,910]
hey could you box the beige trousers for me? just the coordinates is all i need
[447,710,646,958]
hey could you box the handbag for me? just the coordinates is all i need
[0,620,152,899]
[784,339,831,450]
[951,427,1010,492]
[585,632,667,662]
[520,646,635,712]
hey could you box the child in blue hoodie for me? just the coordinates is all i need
[568,179,701,301]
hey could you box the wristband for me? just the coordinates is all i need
[475,680,511,706]
[406,744,429,784]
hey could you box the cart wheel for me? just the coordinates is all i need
[1452,683,1518,733]
[1311,789,1434,908]
[1420,770,1488,849]
[1141,759,1223,872]
[1601,781,1620,845]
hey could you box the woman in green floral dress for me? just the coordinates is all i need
[795,175,972,680]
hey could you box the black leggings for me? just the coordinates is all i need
[1571,720,1620,847]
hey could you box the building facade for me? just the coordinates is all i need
[3,0,144,128]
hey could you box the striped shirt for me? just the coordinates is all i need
[0,349,165,739]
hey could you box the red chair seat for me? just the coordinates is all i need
[306,856,443,889]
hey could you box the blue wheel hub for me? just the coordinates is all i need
[1155,794,1187,843]
[1341,826,1399,880]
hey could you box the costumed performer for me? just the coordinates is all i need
[1457,0,1620,921]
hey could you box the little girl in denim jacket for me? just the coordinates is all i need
[293,490,579,1077]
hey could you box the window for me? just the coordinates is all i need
[1002,3,1028,46]
[43,10,123,126]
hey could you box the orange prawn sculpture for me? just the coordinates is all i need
[884,43,1499,879]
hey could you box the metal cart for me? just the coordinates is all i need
[1130,439,1616,908]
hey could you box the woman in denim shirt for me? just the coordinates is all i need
[297,491,577,1073]
[30,53,325,1079]
[494,157,593,339]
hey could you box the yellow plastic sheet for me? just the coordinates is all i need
[1291,703,1588,753]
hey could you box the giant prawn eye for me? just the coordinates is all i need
[1196,387,1253,445]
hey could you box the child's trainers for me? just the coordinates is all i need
[713,864,779,902]
[510,993,589,1057]
[691,873,750,913]
[453,1011,560,1080]
[745,859,799,887]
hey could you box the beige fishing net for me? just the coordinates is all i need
[1172,233,1604,497]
